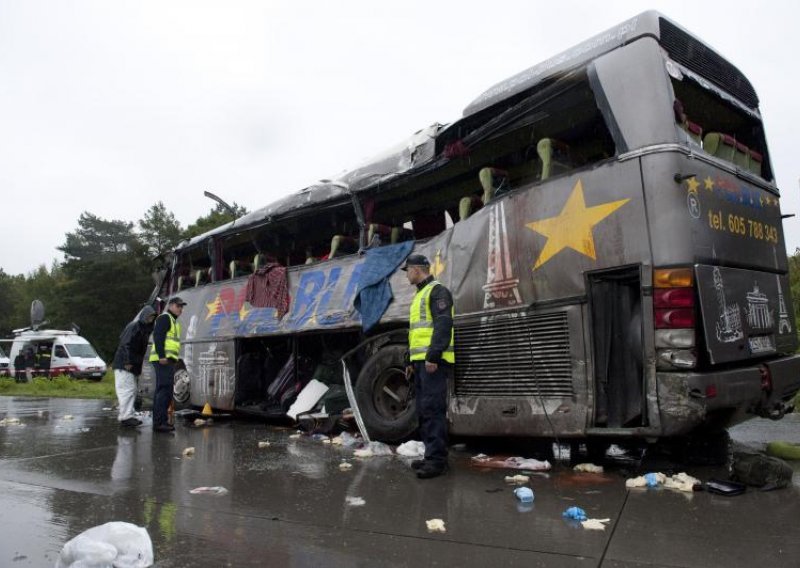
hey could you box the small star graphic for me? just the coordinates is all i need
[526,180,629,270]
[431,251,446,278]
[205,295,223,320]
[704,176,715,191]
[686,177,700,193]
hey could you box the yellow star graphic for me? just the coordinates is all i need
[526,180,630,270]
[686,177,700,193]
[238,302,251,321]
[205,294,223,320]
[431,250,446,278]
[703,176,715,190]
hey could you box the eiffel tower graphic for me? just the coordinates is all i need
[483,201,522,309]
[776,275,792,334]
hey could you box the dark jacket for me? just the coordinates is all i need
[412,275,454,365]
[112,306,156,375]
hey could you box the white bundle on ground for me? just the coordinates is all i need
[56,521,153,568]
[396,440,425,457]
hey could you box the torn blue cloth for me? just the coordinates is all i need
[354,241,414,333]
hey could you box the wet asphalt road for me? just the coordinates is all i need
[1,397,798,567]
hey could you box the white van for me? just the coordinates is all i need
[0,345,9,377]
[8,330,107,381]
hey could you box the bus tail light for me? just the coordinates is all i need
[654,267,697,370]
[654,308,696,328]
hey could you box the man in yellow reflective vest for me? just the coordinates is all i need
[402,254,454,479]
[149,297,186,433]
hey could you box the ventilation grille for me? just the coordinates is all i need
[454,311,573,398]
[659,18,758,109]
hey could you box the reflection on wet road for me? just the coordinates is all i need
[1,397,798,567]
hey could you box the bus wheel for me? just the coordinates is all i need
[355,344,417,443]
[173,368,191,410]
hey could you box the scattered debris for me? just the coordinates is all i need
[102,407,112,411]
[504,474,530,484]
[289,433,302,440]
[426,519,446,533]
[62,415,74,420]
[562,506,587,521]
[626,472,700,492]
[606,444,628,457]
[189,486,228,496]
[339,462,353,471]
[354,441,393,458]
[581,518,611,530]
[396,440,425,457]
[258,441,271,448]
[331,436,343,446]
[513,487,534,503]
[193,418,213,427]
[0,417,21,426]
[182,447,195,457]
[573,463,604,473]
[345,496,365,507]
[55,521,153,568]
[471,454,551,471]
[287,379,329,420]
[664,472,701,492]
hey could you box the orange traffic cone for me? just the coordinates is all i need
[201,402,213,416]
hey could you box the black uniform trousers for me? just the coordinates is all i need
[413,360,451,466]
[152,361,175,427]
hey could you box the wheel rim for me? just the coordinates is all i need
[371,366,413,421]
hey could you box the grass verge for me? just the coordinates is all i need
[0,371,115,399]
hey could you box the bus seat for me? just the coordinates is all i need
[229,260,251,278]
[253,254,264,271]
[412,212,446,239]
[478,167,509,203]
[703,132,736,162]
[734,141,750,169]
[685,121,703,144]
[367,223,393,247]
[328,235,359,258]
[459,195,483,221]
[390,226,413,244]
[748,149,763,176]
[537,138,572,181]
[194,269,210,287]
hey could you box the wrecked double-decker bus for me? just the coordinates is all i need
[140,11,800,444]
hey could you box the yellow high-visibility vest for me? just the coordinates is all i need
[149,313,182,362]
[408,280,454,363]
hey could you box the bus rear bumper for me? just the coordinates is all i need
[657,354,800,436]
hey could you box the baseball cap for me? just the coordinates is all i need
[168,296,188,306]
[401,254,430,271]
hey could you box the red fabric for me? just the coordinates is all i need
[245,263,290,319]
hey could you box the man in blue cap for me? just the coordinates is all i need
[402,254,455,479]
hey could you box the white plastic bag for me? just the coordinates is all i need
[396,440,425,457]
[56,521,153,568]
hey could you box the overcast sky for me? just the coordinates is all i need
[1,0,798,276]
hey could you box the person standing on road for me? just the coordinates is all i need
[149,297,186,433]
[402,254,455,479]
[112,306,156,428]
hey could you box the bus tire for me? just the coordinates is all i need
[355,344,417,443]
